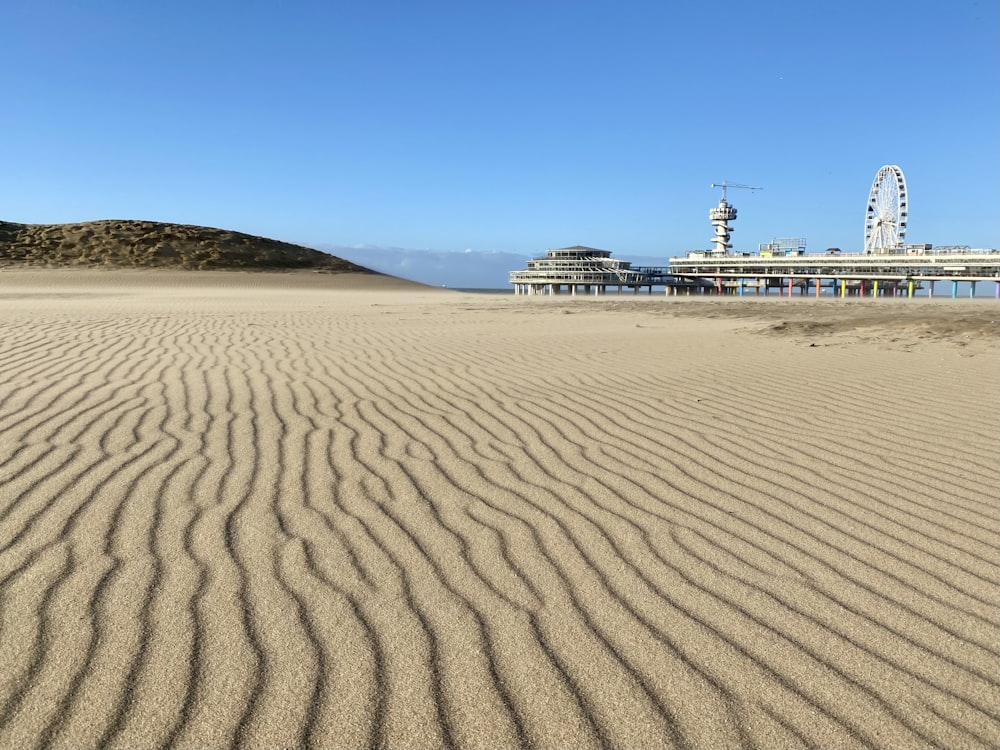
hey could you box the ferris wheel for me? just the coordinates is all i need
[864,165,908,254]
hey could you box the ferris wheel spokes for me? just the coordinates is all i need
[864,165,908,254]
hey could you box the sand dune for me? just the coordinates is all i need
[0,271,997,749]
[0,219,372,273]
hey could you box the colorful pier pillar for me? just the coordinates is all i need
[951,281,958,299]
[907,280,914,298]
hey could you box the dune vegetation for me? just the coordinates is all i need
[0,219,370,273]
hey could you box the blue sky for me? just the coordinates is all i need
[3,1,997,286]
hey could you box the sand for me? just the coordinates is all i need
[0,269,997,749]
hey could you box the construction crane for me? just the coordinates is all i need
[710,181,762,202]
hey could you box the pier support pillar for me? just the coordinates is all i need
[840,279,846,298]
[815,278,821,298]
[970,281,977,298]
[873,280,879,297]
[907,280,914,298]
[928,280,934,298]
[951,281,958,299]
[787,277,793,297]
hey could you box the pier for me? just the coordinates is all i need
[510,167,998,299]
[667,248,1000,298]
[510,246,692,296]
[510,246,1000,298]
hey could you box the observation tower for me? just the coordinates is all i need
[708,181,760,255]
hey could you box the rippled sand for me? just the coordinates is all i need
[1,270,997,749]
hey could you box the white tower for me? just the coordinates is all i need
[709,198,738,255]
[709,181,761,256]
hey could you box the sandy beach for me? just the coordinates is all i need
[0,269,997,750]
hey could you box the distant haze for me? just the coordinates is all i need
[319,245,533,289]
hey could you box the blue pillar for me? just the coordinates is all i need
[951,280,958,299]
[970,281,977,298]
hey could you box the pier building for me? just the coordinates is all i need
[510,246,661,296]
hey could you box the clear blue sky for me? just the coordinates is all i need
[3,1,997,284]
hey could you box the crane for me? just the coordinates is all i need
[711,181,762,202]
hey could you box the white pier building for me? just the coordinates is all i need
[509,246,652,295]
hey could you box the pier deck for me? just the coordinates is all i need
[511,248,1000,297]
[666,250,1000,298]
[668,250,1000,281]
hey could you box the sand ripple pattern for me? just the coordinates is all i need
[1,293,998,749]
